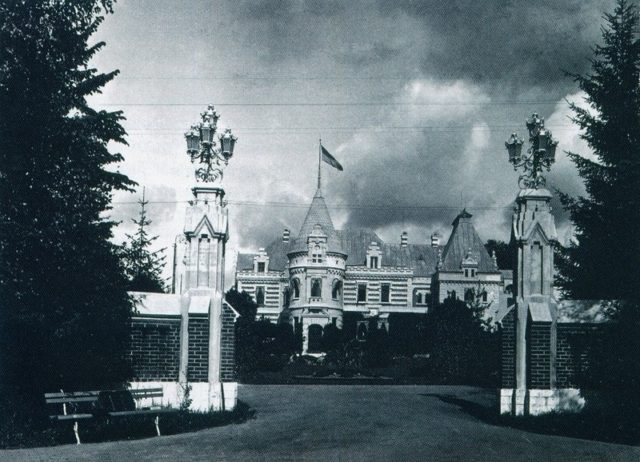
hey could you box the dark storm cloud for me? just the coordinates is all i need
[387,0,612,90]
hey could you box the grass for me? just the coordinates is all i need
[0,400,254,449]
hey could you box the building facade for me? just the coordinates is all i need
[236,183,510,352]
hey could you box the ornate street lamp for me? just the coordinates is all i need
[184,104,237,183]
[506,113,558,189]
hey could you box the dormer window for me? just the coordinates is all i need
[311,245,323,263]
[366,241,382,269]
[253,248,269,273]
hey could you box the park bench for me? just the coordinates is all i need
[45,387,176,444]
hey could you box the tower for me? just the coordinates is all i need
[285,186,346,353]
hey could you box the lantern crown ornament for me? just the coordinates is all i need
[505,113,558,189]
[184,104,237,184]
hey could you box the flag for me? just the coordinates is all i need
[321,144,343,171]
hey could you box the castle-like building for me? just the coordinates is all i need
[235,181,512,352]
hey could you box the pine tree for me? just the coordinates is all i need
[121,188,167,293]
[558,0,640,410]
[0,0,135,412]
[557,0,640,301]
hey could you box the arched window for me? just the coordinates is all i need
[331,280,342,300]
[464,288,475,302]
[292,278,300,299]
[256,286,265,305]
[311,278,322,297]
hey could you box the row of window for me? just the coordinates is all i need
[254,282,431,306]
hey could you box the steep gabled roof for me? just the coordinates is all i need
[441,209,497,273]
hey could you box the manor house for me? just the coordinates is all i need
[235,182,512,352]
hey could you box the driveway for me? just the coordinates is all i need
[3,385,639,461]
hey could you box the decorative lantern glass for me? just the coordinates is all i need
[537,129,549,153]
[505,133,523,163]
[185,129,200,153]
[201,122,213,144]
[544,140,557,163]
[220,129,236,158]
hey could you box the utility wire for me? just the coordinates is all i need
[112,199,514,210]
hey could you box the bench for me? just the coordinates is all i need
[45,387,176,444]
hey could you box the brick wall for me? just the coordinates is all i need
[187,315,209,382]
[220,303,236,382]
[500,309,515,388]
[527,321,552,389]
[130,318,181,381]
[556,323,601,388]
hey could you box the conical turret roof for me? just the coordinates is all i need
[290,187,343,253]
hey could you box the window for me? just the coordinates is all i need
[464,288,475,302]
[471,269,476,277]
[256,287,265,305]
[370,256,378,269]
[311,245,323,263]
[292,278,300,299]
[482,291,488,302]
[416,292,423,304]
[357,283,367,303]
[257,262,265,273]
[381,283,390,303]
[311,278,322,297]
[332,317,337,326]
[332,280,342,300]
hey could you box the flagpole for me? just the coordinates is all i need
[317,137,322,190]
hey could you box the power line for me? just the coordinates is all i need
[93,101,568,107]
[112,199,514,210]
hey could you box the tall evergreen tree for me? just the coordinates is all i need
[0,0,135,410]
[558,0,640,407]
[121,188,166,293]
[557,0,640,301]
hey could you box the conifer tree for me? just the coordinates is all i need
[0,0,135,411]
[121,188,167,293]
[557,0,640,301]
[558,0,640,406]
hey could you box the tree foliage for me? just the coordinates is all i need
[0,0,134,406]
[484,239,513,271]
[425,296,499,386]
[120,188,166,293]
[557,0,640,301]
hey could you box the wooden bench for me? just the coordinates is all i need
[46,387,176,444]
[45,390,99,444]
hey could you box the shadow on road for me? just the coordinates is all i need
[420,393,639,446]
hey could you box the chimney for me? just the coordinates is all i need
[400,231,408,247]
[282,228,290,243]
[431,232,441,248]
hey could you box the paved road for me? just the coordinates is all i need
[3,385,639,461]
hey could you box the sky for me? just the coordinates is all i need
[88,0,615,285]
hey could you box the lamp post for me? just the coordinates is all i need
[505,112,558,189]
[184,104,237,183]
